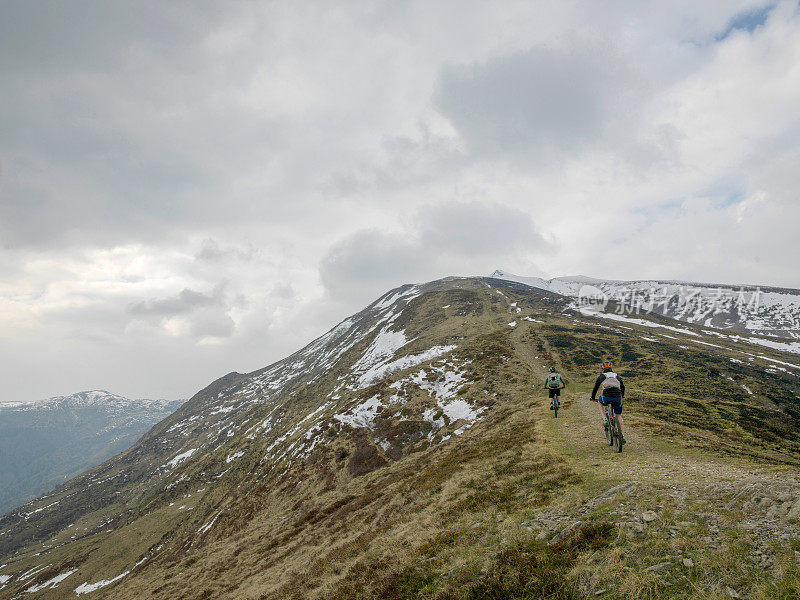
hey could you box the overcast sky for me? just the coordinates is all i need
[2,1,799,402]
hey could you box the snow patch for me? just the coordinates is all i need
[411,360,486,437]
[354,344,457,389]
[334,395,383,429]
[198,511,222,535]
[226,451,245,464]
[162,448,197,469]
[75,571,131,595]
[579,307,700,336]
[25,569,76,593]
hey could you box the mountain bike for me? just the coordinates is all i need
[549,388,563,418]
[604,403,623,453]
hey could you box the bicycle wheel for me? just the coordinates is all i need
[604,406,613,446]
[614,418,623,453]
[554,397,559,418]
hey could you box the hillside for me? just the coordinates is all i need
[1,277,799,599]
[0,392,182,516]
[490,269,800,339]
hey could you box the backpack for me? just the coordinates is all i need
[546,373,562,389]
[601,372,621,391]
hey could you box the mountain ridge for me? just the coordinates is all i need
[0,391,182,517]
[0,390,179,410]
[489,269,800,339]
[1,276,799,599]
[489,269,800,292]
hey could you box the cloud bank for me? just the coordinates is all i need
[1,0,799,401]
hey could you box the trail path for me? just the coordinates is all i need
[510,323,800,558]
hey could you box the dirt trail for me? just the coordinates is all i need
[510,323,800,517]
[503,322,800,597]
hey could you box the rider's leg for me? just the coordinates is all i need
[597,400,607,424]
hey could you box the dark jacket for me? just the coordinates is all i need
[591,372,625,400]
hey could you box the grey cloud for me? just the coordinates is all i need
[128,287,222,319]
[0,2,317,250]
[189,309,235,339]
[326,123,465,196]
[269,284,296,300]
[195,240,257,263]
[127,285,235,340]
[3,1,800,404]
[0,1,227,75]
[319,230,425,303]
[435,44,628,158]
[319,201,549,303]
[417,201,547,256]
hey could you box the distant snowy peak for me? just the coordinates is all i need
[0,390,179,410]
[489,270,800,339]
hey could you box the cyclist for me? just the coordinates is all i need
[544,366,566,411]
[590,361,626,444]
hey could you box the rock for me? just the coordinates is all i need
[725,586,741,599]
[644,561,671,572]
[642,510,657,522]
[682,557,694,568]
[595,589,607,596]
[549,521,582,544]
[765,505,782,520]
[631,521,646,534]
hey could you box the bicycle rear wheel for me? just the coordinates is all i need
[614,419,623,453]
[604,405,613,446]
[554,398,559,418]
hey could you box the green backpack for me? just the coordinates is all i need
[546,373,562,389]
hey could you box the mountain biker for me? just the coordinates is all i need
[544,366,566,410]
[590,361,626,444]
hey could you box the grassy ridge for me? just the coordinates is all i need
[1,278,799,599]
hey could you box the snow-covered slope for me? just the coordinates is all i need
[490,269,800,339]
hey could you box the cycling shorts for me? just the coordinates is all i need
[599,395,623,415]
[548,388,561,398]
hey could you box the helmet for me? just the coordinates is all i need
[601,361,613,372]
[549,366,557,373]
